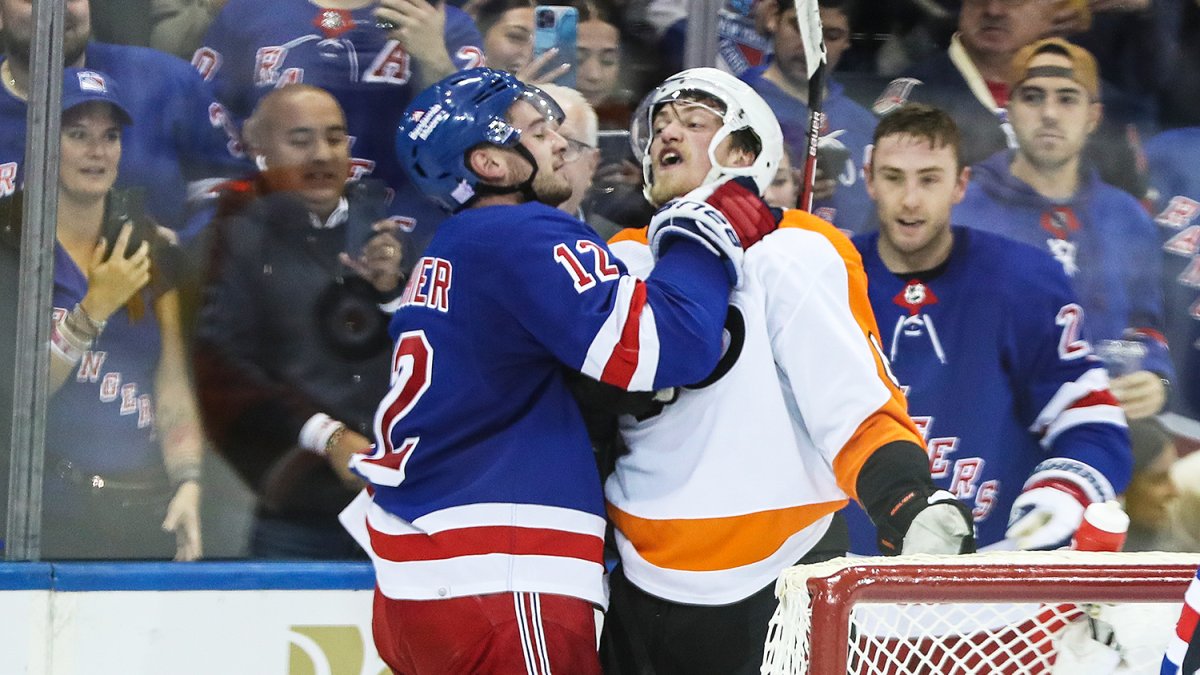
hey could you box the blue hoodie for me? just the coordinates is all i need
[954,150,1171,378]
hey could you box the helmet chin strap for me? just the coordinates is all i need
[464,143,540,207]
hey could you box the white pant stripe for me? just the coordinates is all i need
[530,593,552,675]
[514,592,538,674]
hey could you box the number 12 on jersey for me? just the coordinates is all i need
[554,239,621,292]
[354,330,431,487]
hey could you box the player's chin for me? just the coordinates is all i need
[534,179,573,208]
[648,177,687,206]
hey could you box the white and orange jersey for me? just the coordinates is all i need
[605,210,923,605]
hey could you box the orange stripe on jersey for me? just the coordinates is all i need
[779,209,925,501]
[607,499,846,571]
[608,226,649,246]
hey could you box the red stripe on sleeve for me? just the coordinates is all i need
[1065,389,1121,410]
[367,524,604,564]
[599,279,648,389]
[1178,602,1199,642]
[1024,478,1092,507]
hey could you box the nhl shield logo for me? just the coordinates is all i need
[894,279,938,316]
[905,282,926,306]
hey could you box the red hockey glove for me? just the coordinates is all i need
[691,176,780,250]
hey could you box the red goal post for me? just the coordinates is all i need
[761,551,1199,675]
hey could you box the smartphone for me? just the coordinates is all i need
[597,129,633,166]
[101,189,153,260]
[533,6,578,89]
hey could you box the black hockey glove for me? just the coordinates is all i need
[875,488,976,555]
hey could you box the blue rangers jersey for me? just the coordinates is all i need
[193,0,483,262]
[340,202,732,608]
[1145,127,1200,417]
[49,243,163,474]
[955,150,1172,379]
[846,227,1131,551]
[741,67,877,235]
[0,45,247,236]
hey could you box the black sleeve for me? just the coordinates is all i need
[856,440,937,526]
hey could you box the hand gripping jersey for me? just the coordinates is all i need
[954,150,1172,380]
[605,209,923,606]
[845,228,1131,551]
[193,0,483,261]
[741,69,878,235]
[0,45,247,234]
[339,202,733,608]
[1145,127,1200,417]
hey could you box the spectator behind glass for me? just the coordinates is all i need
[1145,123,1200,420]
[0,69,204,560]
[192,0,484,268]
[0,0,248,238]
[872,0,1056,168]
[954,39,1172,420]
[763,144,799,209]
[569,0,627,127]
[873,0,1150,198]
[1123,418,1180,551]
[193,85,403,559]
[744,0,877,235]
[846,102,1131,553]
[538,84,602,224]
[473,0,568,82]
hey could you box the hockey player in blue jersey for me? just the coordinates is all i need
[0,0,247,236]
[192,0,483,265]
[847,103,1132,553]
[338,67,780,674]
[742,0,876,233]
[954,38,1171,422]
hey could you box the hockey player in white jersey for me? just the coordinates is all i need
[594,68,977,675]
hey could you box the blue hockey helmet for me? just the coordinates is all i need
[396,67,565,213]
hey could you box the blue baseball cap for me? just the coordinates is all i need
[61,68,132,125]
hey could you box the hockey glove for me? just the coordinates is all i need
[648,178,779,287]
[1006,458,1113,550]
[1006,484,1088,550]
[690,176,780,250]
[877,489,976,555]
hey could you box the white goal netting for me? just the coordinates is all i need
[761,551,1200,675]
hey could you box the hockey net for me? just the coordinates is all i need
[761,551,1199,675]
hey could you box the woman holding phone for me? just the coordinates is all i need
[18,69,204,560]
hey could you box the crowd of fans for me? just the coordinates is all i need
[1,0,1199,564]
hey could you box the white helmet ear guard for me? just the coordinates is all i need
[632,67,783,204]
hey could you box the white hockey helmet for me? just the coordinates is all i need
[631,67,783,204]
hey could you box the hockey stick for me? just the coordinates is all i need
[794,0,826,213]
